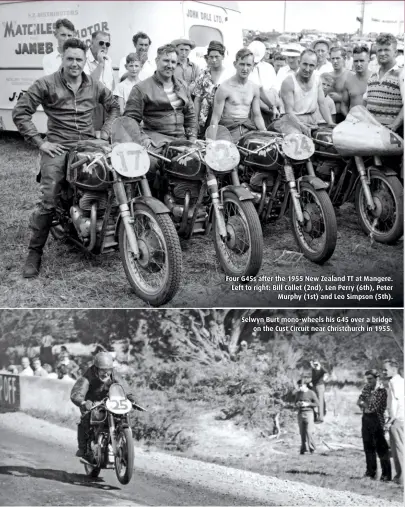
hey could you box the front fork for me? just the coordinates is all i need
[284,163,304,223]
[108,413,118,455]
[354,156,376,210]
[207,169,227,238]
[112,172,140,257]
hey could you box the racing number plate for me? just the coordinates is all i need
[106,398,132,414]
[282,133,315,160]
[111,142,150,178]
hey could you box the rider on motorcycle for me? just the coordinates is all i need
[70,352,136,462]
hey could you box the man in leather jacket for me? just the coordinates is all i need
[70,352,135,461]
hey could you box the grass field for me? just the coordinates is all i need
[0,132,403,308]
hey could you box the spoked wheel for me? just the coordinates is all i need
[213,191,263,276]
[115,428,134,485]
[119,203,182,306]
[355,169,404,244]
[290,183,337,264]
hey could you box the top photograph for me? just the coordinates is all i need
[0,0,403,309]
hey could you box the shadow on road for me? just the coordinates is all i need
[0,466,121,491]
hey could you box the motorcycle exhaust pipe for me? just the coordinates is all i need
[164,194,184,219]
[354,156,376,210]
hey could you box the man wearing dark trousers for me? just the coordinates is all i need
[12,38,119,278]
[295,378,319,455]
[358,369,392,481]
[310,359,328,423]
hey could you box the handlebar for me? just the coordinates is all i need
[80,398,147,417]
[70,156,91,170]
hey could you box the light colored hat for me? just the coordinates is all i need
[171,38,196,50]
[312,38,331,50]
[248,41,266,63]
[282,43,304,57]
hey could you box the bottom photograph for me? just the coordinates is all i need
[0,309,403,507]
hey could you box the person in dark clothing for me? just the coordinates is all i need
[310,359,328,423]
[12,37,120,279]
[357,369,392,481]
[295,378,319,454]
[70,352,136,462]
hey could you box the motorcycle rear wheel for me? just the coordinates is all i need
[115,428,134,485]
[119,203,182,306]
[290,183,337,264]
[213,191,263,277]
[355,169,404,244]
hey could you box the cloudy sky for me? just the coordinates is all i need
[240,1,404,34]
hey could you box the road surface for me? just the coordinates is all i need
[0,413,401,506]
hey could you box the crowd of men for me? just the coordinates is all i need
[295,358,404,486]
[10,18,404,278]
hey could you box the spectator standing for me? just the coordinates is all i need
[295,378,319,455]
[119,32,156,82]
[273,52,287,74]
[32,357,49,377]
[113,53,141,114]
[20,357,34,376]
[313,39,333,74]
[275,43,303,92]
[58,364,75,383]
[57,351,80,379]
[310,359,328,423]
[171,38,201,96]
[314,73,336,124]
[365,33,403,135]
[341,45,371,116]
[345,46,354,71]
[383,359,404,484]
[328,46,353,123]
[357,369,391,481]
[42,18,75,75]
[39,334,55,368]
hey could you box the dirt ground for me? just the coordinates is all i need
[0,133,403,308]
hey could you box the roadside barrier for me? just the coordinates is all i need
[0,373,79,417]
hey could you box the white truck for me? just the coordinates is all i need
[0,0,242,132]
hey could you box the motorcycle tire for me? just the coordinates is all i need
[290,183,337,264]
[355,168,404,244]
[118,203,182,306]
[115,428,134,485]
[213,191,263,277]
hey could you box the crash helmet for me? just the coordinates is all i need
[94,352,113,382]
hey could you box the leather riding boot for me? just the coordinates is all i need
[23,213,53,278]
[76,421,87,456]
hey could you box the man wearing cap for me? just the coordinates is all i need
[171,38,201,95]
[248,41,280,126]
[313,39,333,75]
[275,43,303,92]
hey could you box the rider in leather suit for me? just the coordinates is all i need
[70,352,135,461]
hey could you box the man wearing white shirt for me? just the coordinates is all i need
[42,18,75,75]
[248,41,280,126]
[276,43,303,93]
[383,359,404,484]
[19,357,34,376]
[119,32,156,82]
[313,39,333,75]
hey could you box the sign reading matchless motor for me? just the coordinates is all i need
[0,373,20,410]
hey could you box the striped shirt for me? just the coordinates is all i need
[366,64,404,126]
[163,83,184,110]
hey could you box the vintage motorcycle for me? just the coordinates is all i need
[147,125,263,277]
[80,382,146,485]
[237,131,337,264]
[311,106,404,244]
[50,117,182,306]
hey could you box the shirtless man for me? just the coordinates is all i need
[341,45,371,116]
[272,49,334,136]
[210,48,265,142]
[328,46,353,123]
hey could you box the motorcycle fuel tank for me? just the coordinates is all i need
[164,140,204,180]
[238,132,283,170]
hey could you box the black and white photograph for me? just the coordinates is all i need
[0,0,403,308]
[0,308,403,506]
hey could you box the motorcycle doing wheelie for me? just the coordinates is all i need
[50,117,182,306]
[80,382,146,485]
[147,125,263,277]
[237,131,338,264]
[311,105,404,244]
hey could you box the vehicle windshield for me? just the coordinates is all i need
[108,383,126,400]
[112,117,142,145]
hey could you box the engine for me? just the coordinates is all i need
[70,191,109,240]
[164,178,206,222]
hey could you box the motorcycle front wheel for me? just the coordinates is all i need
[119,203,182,306]
[115,428,134,485]
[290,183,337,264]
[355,169,404,244]
[213,191,263,277]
